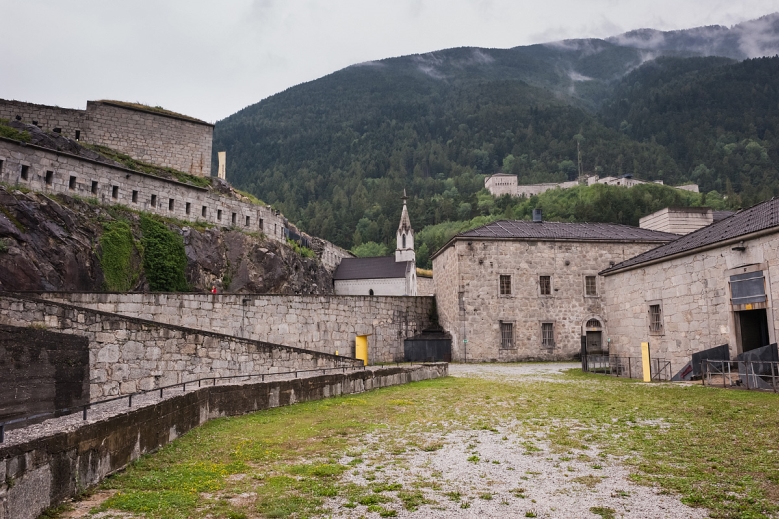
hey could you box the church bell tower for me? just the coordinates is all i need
[395,189,415,263]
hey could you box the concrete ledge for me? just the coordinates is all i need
[0,363,448,519]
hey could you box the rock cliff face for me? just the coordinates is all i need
[0,186,333,294]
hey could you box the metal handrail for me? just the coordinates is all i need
[0,360,375,443]
[702,359,779,392]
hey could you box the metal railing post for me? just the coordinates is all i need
[128,394,132,407]
[83,406,88,420]
[1,424,4,443]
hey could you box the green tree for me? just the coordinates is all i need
[351,241,389,257]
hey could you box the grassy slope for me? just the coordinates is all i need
[89,371,779,519]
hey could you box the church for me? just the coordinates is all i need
[333,192,417,296]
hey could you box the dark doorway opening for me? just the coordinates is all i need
[737,309,770,353]
[586,331,603,354]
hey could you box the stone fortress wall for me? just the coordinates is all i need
[0,99,213,177]
[0,137,290,244]
[37,292,436,364]
[0,294,360,400]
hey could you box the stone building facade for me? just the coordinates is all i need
[484,172,699,198]
[601,198,779,369]
[432,220,676,362]
[0,98,213,177]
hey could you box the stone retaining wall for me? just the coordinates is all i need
[0,295,358,400]
[38,293,436,364]
[0,363,448,519]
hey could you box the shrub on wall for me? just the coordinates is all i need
[140,214,189,292]
[99,220,139,291]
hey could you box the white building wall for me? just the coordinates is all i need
[334,278,408,296]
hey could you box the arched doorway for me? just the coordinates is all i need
[583,318,604,355]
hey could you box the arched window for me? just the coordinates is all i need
[586,318,602,329]
[369,289,374,296]
[402,234,406,248]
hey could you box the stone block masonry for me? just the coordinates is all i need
[39,293,436,364]
[0,137,289,244]
[0,295,358,401]
[0,363,447,519]
[0,99,212,177]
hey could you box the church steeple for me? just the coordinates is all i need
[396,189,415,263]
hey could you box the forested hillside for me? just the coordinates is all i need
[213,14,779,261]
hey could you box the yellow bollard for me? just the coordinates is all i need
[641,342,651,382]
[355,335,369,366]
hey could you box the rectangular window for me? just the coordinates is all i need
[245,215,250,227]
[20,165,29,180]
[231,212,236,225]
[91,181,98,194]
[259,218,264,231]
[132,190,138,203]
[217,209,222,221]
[111,186,118,199]
[185,202,191,215]
[151,194,157,207]
[585,276,597,296]
[730,271,766,305]
[500,322,514,349]
[0,159,4,173]
[499,275,511,295]
[169,198,175,211]
[75,130,81,141]
[45,170,53,186]
[68,175,76,190]
[542,323,554,347]
[649,304,663,334]
[540,275,551,295]
[202,206,207,217]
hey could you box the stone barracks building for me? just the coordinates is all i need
[431,214,677,361]
[601,197,779,369]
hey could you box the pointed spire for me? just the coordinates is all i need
[398,189,412,233]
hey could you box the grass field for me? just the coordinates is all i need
[68,367,779,519]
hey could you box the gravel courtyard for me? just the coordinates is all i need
[59,363,779,519]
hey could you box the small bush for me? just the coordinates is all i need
[99,220,138,291]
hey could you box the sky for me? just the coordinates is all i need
[1,1,777,123]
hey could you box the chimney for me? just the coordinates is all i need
[532,208,543,222]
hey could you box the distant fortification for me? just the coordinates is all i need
[0,99,213,177]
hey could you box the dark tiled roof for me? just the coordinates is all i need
[457,220,678,242]
[601,198,779,275]
[333,256,411,280]
[713,210,735,222]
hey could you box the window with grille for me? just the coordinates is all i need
[542,323,554,347]
[585,276,597,296]
[499,275,511,295]
[500,322,514,349]
[649,304,663,334]
[539,276,551,295]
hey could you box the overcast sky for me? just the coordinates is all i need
[1,1,777,122]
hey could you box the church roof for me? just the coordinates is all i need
[333,256,413,280]
[601,198,779,275]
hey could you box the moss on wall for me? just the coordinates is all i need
[140,214,189,292]
[99,220,139,292]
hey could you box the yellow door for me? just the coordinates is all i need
[356,335,369,366]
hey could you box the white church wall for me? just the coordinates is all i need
[334,278,409,296]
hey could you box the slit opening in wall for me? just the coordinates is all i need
[20,164,29,180]
[202,206,207,217]
[45,170,53,186]
[186,202,191,215]
[231,212,236,225]
[169,199,175,211]
[69,175,76,190]
[245,215,250,227]
[91,181,98,195]
[259,218,263,231]
[75,130,81,141]
[0,159,4,173]
[217,209,222,221]
[132,190,138,203]
[151,194,157,207]
[112,186,119,199]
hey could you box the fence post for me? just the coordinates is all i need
[1,424,4,443]
[128,394,132,407]
[83,406,88,420]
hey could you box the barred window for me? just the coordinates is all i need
[542,323,554,347]
[499,275,511,295]
[540,276,551,295]
[585,276,597,296]
[500,322,514,349]
[649,304,663,334]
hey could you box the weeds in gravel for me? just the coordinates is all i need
[590,505,617,518]
[91,371,779,518]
